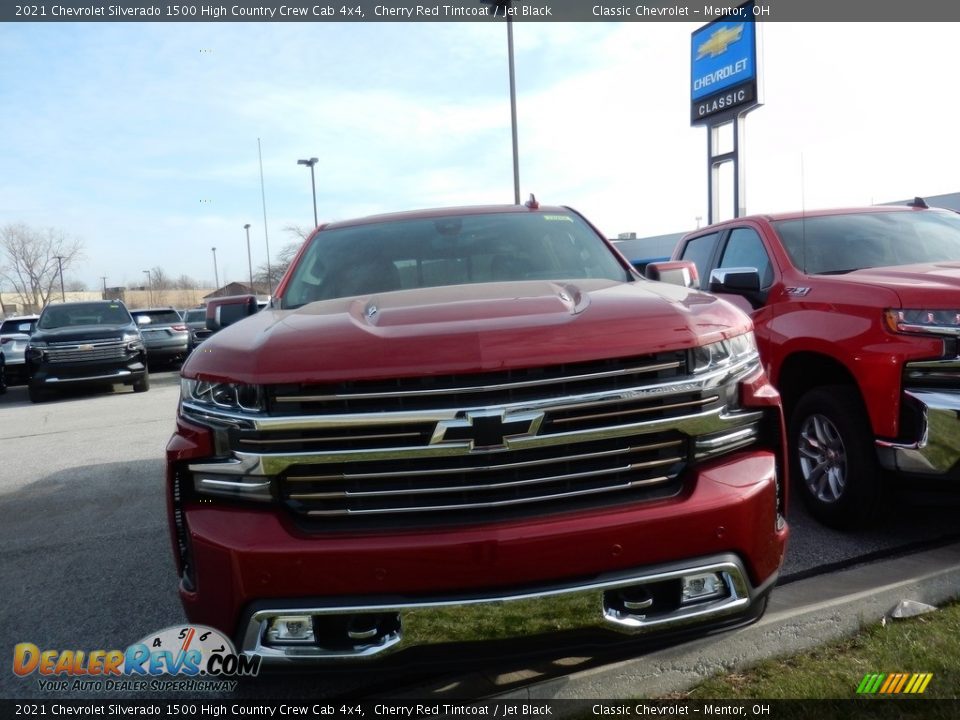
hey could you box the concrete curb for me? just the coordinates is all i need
[494,542,960,700]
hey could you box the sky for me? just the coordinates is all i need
[1,19,958,291]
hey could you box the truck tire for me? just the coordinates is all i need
[28,384,49,403]
[789,385,884,529]
[133,374,150,393]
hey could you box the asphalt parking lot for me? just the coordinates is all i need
[2,372,959,700]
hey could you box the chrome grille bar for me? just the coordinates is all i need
[285,439,684,482]
[303,476,674,517]
[288,458,681,500]
[275,360,683,403]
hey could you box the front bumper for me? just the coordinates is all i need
[30,357,147,386]
[169,449,787,664]
[238,554,773,664]
[877,387,960,476]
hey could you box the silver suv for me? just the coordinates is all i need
[130,307,189,366]
[0,315,40,384]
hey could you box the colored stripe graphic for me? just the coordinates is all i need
[857,673,932,694]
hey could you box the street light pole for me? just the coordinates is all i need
[54,255,66,302]
[143,270,151,306]
[483,0,521,204]
[297,157,319,228]
[101,276,108,299]
[211,247,219,289]
[244,223,254,292]
[506,7,520,205]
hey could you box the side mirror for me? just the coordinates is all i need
[645,260,700,289]
[630,256,671,275]
[708,267,761,294]
[206,294,259,332]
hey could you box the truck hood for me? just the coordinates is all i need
[825,262,960,306]
[185,280,752,385]
[30,324,137,344]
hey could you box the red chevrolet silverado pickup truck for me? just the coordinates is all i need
[661,203,960,529]
[166,202,787,665]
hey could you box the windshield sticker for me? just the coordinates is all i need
[543,215,574,223]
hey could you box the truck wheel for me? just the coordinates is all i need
[133,374,150,393]
[789,385,884,529]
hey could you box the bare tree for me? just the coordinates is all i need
[0,223,84,310]
[65,279,88,292]
[175,274,197,290]
[254,225,309,289]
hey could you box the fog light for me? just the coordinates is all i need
[681,573,726,604]
[266,615,315,643]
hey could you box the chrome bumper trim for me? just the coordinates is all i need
[239,556,757,663]
[45,369,134,384]
[877,388,960,475]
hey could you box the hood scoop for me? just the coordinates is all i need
[352,281,592,328]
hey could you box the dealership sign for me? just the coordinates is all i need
[690,2,759,124]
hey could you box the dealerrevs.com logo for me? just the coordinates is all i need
[13,625,260,692]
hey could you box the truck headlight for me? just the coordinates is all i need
[690,331,759,374]
[885,309,960,338]
[122,333,145,352]
[26,343,47,361]
[181,378,265,413]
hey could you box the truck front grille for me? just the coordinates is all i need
[280,433,687,521]
[46,339,126,364]
[183,350,764,528]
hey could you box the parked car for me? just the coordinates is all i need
[0,314,39,385]
[26,300,148,402]
[654,202,960,528]
[130,307,190,366]
[181,307,212,352]
[167,201,788,666]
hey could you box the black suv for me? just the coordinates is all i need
[26,301,149,402]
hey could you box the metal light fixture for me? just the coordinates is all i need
[297,157,319,228]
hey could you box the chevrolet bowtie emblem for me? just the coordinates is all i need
[431,410,544,450]
[697,24,744,59]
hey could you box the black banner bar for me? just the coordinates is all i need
[3,0,960,23]
[2,699,958,720]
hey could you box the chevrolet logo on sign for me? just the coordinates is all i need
[431,410,544,451]
[697,24,744,59]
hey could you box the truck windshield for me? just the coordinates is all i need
[774,210,960,275]
[38,303,131,329]
[281,211,630,309]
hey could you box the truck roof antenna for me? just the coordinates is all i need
[525,193,539,209]
[907,196,929,209]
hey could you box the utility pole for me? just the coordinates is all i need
[211,247,219,289]
[54,256,66,302]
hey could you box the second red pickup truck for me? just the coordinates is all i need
[659,203,960,529]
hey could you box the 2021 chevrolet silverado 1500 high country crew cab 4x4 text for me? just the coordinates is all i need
[166,202,788,665]
[660,202,960,529]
